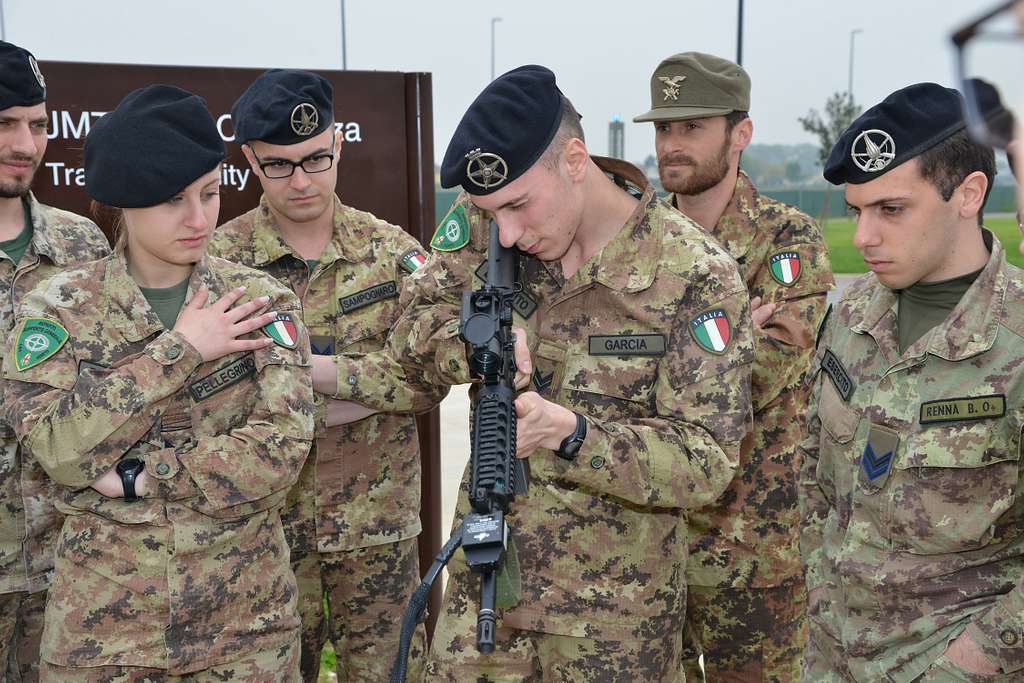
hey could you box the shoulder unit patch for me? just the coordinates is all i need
[14,318,69,371]
[262,312,298,349]
[431,205,470,251]
[689,309,731,354]
[399,248,428,274]
[768,250,802,286]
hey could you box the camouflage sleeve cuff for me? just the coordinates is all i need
[967,591,1024,673]
[143,331,204,388]
[142,447,200,501]
[435,338,472,386]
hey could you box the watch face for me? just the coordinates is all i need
[116,458,144,476]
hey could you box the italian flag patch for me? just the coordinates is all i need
[400,248,427,274]
[690,308,731,354]
[769,251,801,286]
[262,312,298,349]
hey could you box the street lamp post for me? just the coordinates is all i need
[1,0,6,42]
[736,0,744,66]
[340,0,347,70]
[848,28,864,97]
[491,17,503,81]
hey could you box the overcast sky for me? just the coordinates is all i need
[2,0,1003,164]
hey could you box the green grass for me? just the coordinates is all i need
[822,216,1024,273]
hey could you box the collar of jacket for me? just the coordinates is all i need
[249,193,372,268]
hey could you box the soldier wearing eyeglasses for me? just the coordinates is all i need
[208,69,442,683]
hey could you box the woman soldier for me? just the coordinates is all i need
[1,85,314,681]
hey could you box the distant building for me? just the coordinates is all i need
[608,116,624,159]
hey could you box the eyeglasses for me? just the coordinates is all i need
[248,147,335,179]
[951,1,1022,149]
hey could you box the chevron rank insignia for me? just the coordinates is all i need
[858,423,899,492]
[532,368,554,393]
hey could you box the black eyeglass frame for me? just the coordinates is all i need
[247,145,336,179]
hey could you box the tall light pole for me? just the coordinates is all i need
[736,0,744,66]
[490,17,503,81]
[1,0,6,42]
[340,0,347,69]
[848,29,864,97]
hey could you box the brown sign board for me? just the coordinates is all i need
[31,61,442,637]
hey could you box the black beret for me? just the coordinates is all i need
[0,41,46,110]
[231,69,333,146]
[824,83,966,185]
[441,65,566,195]
[85,85,225,208]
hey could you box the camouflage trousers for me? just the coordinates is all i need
[291,537,425,683]
[681,580,807,683]
[425,558,683,682]
[0,589,46,683]
[37,637,299,682]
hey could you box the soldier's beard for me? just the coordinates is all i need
[0,156,38,199]
[658,137,731,196]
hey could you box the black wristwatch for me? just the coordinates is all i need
[115,458,145,502]
[555,412,587,461]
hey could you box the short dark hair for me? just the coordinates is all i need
[724,110,749,134]
[916,129,996,226]
[540,97,585,168]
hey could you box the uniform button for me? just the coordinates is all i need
[155,462,171,476]
[166,345,181,360]
[1001,629,1019,646]
[347,375,357,386]
[590,456,605,470]
[449,359,460,372]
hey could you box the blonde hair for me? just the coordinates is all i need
[89,201,127,252]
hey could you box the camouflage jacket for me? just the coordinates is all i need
[1,253,314,673]
[671,172,833,588]
[210,195,441,552]
[0,193,109,594]
[799,232,1024,681]
[338,157,754,639]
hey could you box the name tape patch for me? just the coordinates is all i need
[189,354,257,402]
[822,348,854,401]
[340,281,397,314]
[919,394,1006,425]
[588,334,666,356]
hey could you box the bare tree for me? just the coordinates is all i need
[799,91,862,223]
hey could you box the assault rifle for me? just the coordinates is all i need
[390,219,528,682]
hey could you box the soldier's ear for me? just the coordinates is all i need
[333,129,344,159]
[732,117,753,153]
[957,170,988,222]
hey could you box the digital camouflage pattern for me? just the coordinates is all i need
[1,252,314,675]
[290,538,425,682]
[340,157,753,677]
[671,171,833,589]
[38,636,299,682]
[681,579,806,683]
[0,194,109,682]
[799,231,1024,682]
[209,195,439,680]
[0,195,109,594]
[671,171,832,679]
[0,589,45,682]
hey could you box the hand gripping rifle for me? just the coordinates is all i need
[390,219,528,682]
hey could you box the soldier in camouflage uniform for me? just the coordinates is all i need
[0,41,110,683]
[334,65,754,681]
[1,85,313,681]
[209,69,440,682]
[634,52,833,681]
[800,83,1024,682]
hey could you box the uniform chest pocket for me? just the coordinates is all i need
[334,287,400,353]
[889,418,1020,555]
[560,350,657,420]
